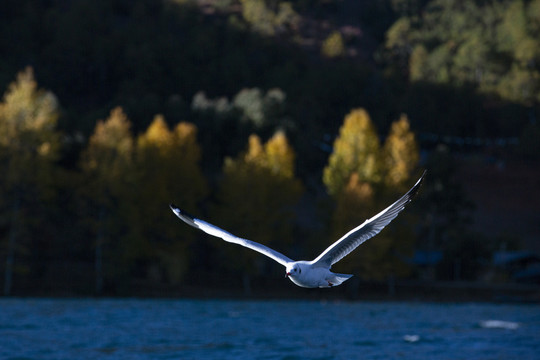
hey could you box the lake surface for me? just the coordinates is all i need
[1,298,539,359]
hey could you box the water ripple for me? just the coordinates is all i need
[0,299,539,359]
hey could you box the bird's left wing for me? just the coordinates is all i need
[311,170,426,267]
[170,204,293,267]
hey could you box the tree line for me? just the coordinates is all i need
[1,67,459,296]
[1,0,536,157]
[1,0,530,295]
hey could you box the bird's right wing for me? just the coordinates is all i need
[170,205,293,267]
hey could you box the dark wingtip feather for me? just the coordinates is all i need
[408,170,426,200]
[169,204,198,229]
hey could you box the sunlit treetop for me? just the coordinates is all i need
[232,131,297,180]
[174,121,202,162]
[321,31,346,59]
[323,108,381,197]
[244,134,265,164]
[0,67,59,157]
[138,115,174,156]
[0,67,61,191]
[382,114,419,187]
[240,0,299,36]
[263,130,296,179]
[88,107,133,155]
[81,107,134,182]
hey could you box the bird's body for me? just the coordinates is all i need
[170,171,425,288]
[285,261,352,288]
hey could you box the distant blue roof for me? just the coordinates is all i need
[410,251,443,266]
[513,263,540,280]
[493,251,540,266]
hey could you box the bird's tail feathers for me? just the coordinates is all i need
[330,273,353,286]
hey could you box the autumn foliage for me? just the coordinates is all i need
[212,132,302,280]
[323,108,381,197]
[324,108,420,280]
[1,68,423,294]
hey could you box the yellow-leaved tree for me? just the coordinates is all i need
[214,131,302,292]
[240,0,299,36]
[381,114,419,188]
[323,108,381,197]
[80,107,134,293]
[81,107,134,196]
[128,115,207,285]
[0,68,61,295]
[324,109,420,282]
[321,31,346,59]
[377,114,420,282]
[330,173,395,280]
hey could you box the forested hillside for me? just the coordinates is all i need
[1,0,538,296]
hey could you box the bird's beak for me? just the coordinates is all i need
[285,272,291,278]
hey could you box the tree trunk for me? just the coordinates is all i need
[4,198,20,296]
[95,207,105,295]
[242,273,252,296]
[387,273,396,297]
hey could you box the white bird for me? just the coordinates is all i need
[170,171,426,288]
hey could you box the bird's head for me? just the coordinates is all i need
[285,264,302,278]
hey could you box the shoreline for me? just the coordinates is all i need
[4,280,539,304]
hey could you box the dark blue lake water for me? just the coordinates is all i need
[1,298,539,359]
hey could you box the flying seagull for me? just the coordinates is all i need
[170,171,426,288]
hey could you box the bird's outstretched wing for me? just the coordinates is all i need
[312,170,426,267]
[170,205,293,266]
